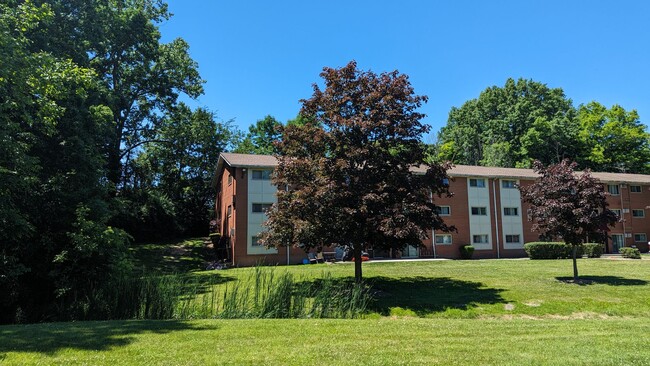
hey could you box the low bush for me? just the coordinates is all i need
[583,243,605,258]
[459,245,475,259]
[620,247,641,259]
[634,242,649,253]
[524,242,584,259]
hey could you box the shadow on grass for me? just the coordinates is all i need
[367,276,504,316]
[0,320,219,356]
[555,276,648,286]
[130,238,211,274]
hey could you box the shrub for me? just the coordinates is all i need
[209,232,221,245]
[583,243,605,258]
[459,245,475,259]
[634,242,649,253]
[524,242,585,259]
[620,247,641,259]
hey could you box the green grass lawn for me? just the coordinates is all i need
[129,238,210,274]
[3,253,650,365]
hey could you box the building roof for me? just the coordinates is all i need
[215,152,650,184]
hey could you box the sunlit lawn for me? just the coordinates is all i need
[3,255,649,365]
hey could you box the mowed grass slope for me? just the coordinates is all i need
[2,256,650,365]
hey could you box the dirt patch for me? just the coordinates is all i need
[524,300,543,307]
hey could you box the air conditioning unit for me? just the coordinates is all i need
[625,233,632,238]
[623,209,630,213]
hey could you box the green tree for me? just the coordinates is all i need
[519,160,618,281]
[262,61,454,282]
[438,78,580,167]
[577,102,650,174]
[234,115,283,154]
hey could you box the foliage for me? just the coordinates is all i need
[438,78,579,168]
[583,243,605,258]
[523,242,584,259]
[578,102,650,174]
[262,61,454,282]
[233,115,283,154]
[519,160,618,280]
[619,247,641,259]
[459,245,475,259]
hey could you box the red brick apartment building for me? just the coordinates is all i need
[214,152,650,266]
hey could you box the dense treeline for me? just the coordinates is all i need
[436,78,650,173]
[0,0,240,323]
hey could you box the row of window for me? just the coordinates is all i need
[611,208,646,218]
[434,234,521,245]
[469,179,517,189]
[437,206,520,216]
[607,184,644,195]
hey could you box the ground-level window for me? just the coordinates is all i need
[505,234,520,243]
[634,233,647,242]
[503,207,518,216]
[607,184,620,195]
[252,203,273,213]
[252,169,272,180]
[436,206,451,216]
[227,205,232,217]
[630,185,642,193]
[469,178,486,188]
[632,209,645,218]
[251,236,262,246]
[435,234,452,245]
[501,180,516,189]
[471,207,487,216]
[472,234,489,244]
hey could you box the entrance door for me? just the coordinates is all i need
[611,234,625,253]
[401,245,419,258]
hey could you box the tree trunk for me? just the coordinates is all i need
[572,245,579,281]
[354,244,363,283]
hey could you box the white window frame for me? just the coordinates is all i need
[469,178,486,188]
[435,234,453,245]
[437,206,451,216]
[501,180,516,189]
[252,169,272,180]
[472,234,489,244]
[503,207,519,216]
[505,234,520,244]
[632,209,645,218]
[471,207,487,216]
[607,184,620,195]
[252,235,262,247]
[252,203,273,213]
[634,233,647,243]
[630,185,642,193]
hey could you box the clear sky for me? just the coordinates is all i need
[159,0,650,141]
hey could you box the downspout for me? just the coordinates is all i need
[620,184,626,251]
[286,184,290,265]
[492,179,501,259]
[430,190,437,259]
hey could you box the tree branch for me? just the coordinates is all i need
[119,139,173,159]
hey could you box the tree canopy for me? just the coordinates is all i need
[437,78,650,174]
[519,160,618,281]
[262,61,454,282]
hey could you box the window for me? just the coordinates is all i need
[252,203,273,213]
[634,233,647,243]
[607,184,620,195]
[227,205,232,217]
[505,234,520,243]
[503,207,518,216]
[502,180,516,189]
[611,209,622,218]
[472,234,489,244]
[471,207,487,216]
[442,178,450,186]
[435,234,452,245]
[252,236,262,246]
[228,174,233,185]
[630,185,642,193]
[436,206,451,216]
[469,178,486,188]
[632,209,645,218]
[230,228,235,237]
[252,170,271,180]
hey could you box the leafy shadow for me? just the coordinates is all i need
[367,276,504,316]
[0,320,219,356]
[555,275,648,286]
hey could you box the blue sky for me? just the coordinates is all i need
[160,0,650,141]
